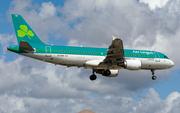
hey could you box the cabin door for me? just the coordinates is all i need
[45,46,51,57]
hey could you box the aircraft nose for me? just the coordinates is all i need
[169,60,174,68]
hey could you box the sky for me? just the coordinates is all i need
[0,0,180,113]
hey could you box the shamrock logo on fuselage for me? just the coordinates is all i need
[17,25,34,39]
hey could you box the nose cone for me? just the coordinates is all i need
[169,60,174,68]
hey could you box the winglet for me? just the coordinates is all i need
[112,35,117,40]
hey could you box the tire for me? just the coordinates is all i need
[152,76,157,80]
[104,70,111,76]
[90,74,97,81]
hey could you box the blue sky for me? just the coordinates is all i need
[0,0,180,113]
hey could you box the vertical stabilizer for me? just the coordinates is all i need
[11,14,45,45]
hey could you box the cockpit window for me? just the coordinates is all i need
[164,56,169,59]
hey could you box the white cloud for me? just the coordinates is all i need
[162,91,180,113]
[0,94,27,113]
[39,2,56,19]
[0,33,14,53]
[139,0,169,10]
[0,88,179,113]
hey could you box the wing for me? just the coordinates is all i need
[103,35,125,65]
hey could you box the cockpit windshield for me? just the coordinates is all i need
[164,56,169,59]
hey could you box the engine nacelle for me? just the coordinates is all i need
[96,69,119,77]
[124,60,141,70]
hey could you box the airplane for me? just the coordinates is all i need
[7,14,174,81]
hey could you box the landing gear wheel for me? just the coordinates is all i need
[104,69,111,76]
[152,76,157,80]
[90,74,97,81]
[151,69,157,80]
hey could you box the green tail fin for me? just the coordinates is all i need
[11,14,45,45]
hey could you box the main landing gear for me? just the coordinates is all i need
[90,70,97,81]
[151,69,157,80]
[89,69,111,81]
[103,69,111,76]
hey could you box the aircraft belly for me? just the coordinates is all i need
[21,53,106,67]
[59,55,105,66]
[21,53,45,61]
[141,59,167,70]
[64,55,85,66]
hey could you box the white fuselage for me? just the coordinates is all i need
[21,53,174,70]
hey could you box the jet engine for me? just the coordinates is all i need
[119,60,141,70]
[96,69,119,77]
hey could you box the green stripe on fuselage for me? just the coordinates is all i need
[8,44,169,59]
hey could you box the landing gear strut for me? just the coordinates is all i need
[90,70,97,81]
[103,61,111,76]
[151,69,157,80]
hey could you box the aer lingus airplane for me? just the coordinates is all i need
[7,14,174,81]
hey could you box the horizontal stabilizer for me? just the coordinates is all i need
[19,41,34,52]
[5,50,12,52]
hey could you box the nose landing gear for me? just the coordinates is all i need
[151,69,157,80]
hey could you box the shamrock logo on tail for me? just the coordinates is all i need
[17,25,34,39]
